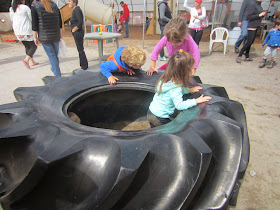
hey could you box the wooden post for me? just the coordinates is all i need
[146,16,155,35]
[60,4,73,31]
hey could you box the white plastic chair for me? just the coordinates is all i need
[209,27,229,55]
[260,23,274,40]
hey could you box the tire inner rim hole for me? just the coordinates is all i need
[67,88,154,131]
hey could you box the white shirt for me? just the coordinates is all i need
[184,0,206,29]
[9,4,32,35]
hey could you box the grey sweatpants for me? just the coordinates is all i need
[263,46,278,61]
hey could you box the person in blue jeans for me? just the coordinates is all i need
[236,0,266,63]
[234,0,256,53]
[31,0,62,77]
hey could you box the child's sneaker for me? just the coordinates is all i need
[267,60,275,69]
[259,60,266,68]
[236,57,242,63]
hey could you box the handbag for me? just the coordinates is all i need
[201,16,209,28]
[58,38,67,57]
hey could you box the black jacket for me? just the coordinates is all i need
[247,1,264,29]
[31,0,61,43]
[70,6,84,32]
[238,0,256,22]
[157,1,171,26]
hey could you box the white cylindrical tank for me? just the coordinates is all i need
[228,27,241,45]
[81,0,116,24]
[0,13,13,32]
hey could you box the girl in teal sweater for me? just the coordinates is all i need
[147,49,211,127]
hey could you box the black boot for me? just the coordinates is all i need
[259,59,266,68]
[267,60,275,69]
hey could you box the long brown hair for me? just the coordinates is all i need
[156,50,194,95]
[164,17,188,43]
[12,0,22,12]
[41,0,53,13]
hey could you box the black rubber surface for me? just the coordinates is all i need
[0,69,249,210]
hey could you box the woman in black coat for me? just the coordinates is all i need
[236,0,267,63]
[68,0,88,70]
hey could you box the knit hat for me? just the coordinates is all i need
[195,0,202,4]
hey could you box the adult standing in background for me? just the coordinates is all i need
[234,0,255,53]
[183,0,206,46]
[68,0,88,70]
[157,0,171,61]
[110,3,117,33]
[120,1,129,38]
[267,1,276,21]
[236,0,266,63]
[31,0,63,77]
[10,0,39,69]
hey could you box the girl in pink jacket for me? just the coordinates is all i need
[146,17,200,76]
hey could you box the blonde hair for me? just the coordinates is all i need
[121,46,146,69]
[41,0,54,13]
[156,51,194,95]
[164,17,188,43]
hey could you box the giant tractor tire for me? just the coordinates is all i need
[0,70,249,210]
